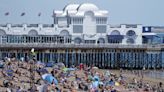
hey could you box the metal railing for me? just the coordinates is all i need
[0,43,163,49]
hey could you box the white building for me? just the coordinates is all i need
[0,3,164,68]
[54,3,143,45]
[0,3,151,45]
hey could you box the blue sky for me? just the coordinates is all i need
[0,0,164,26]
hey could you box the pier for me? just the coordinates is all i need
[0,43,164,69]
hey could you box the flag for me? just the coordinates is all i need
[143,27,151,32]
[21,12,25,16]
[38,12,41,17]
[5,12,9,16]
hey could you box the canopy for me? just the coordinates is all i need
[142,35,155,39]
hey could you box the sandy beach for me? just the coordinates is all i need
[0,60,164,92]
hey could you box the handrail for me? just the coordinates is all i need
[0,43,163,49]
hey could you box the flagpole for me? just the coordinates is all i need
[38,12,41,24]
[20,12,26,24]
[39,15,40,24]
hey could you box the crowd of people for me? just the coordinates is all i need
[0,58,163,92]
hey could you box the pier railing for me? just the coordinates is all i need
[0,43,163,49]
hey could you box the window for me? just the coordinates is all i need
[110,30,120,35]
[74,37,82,44]
[73,18,83,24]
[126,30,136,36]
[85,40,96,44]
[73,25,83,33]
[96,18,107,24]
[107,35,123,43]
[97,38,105,44]
[2,36,7,43]
[96,25,106,33]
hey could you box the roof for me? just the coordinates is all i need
[54,3,108,17]
[77,3,99,11]
[63,4,79,11]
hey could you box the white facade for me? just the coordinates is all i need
[0,3,145,45]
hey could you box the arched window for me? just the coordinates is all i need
[0,29,6,35]
[97,38,105,44]
[59,30,69,36]
[28,29,38,36]
[126,30,136,36]
[84,11,94,17]
[59,30,71,43]
[74,37,82,44]
[110,30,120,35]
[108,30,123,43]
[0,29,7,43]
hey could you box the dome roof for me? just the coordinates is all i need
[63,4,79,11]
[78,3,99,11]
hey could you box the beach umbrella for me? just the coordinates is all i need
[93,76,100,81]
[57,62,65,67]
[42,74,50,79]
[92,81,99,88]
[53,65,59,69]
[6,69,13,77]
[42,74,58,85]
[88,75,93,81]
[92,67,99,69]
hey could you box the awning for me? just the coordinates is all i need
[142,35,156,39]
[142,33,156,35]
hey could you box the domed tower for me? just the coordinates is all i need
[53,3,108,44]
